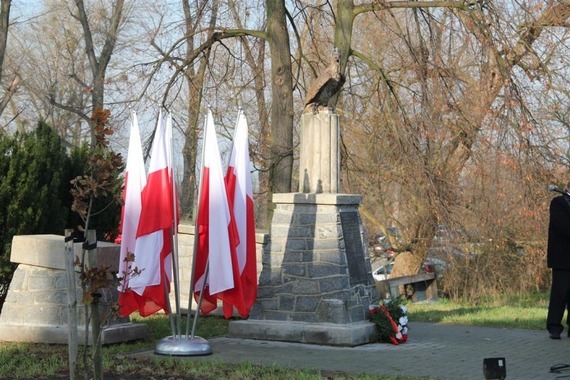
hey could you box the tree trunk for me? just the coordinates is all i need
[86,229,102,380]
[334,0,353,81]
[0,0,10,82]
[266,0,294,194]
[64,229,78,380]
[179,0,218,220]
[0,0,13,119]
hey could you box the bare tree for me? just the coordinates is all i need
[146,0,293,226]
[10,5,89,143]
[0,0,17,120]
[71,0,125,145]
[178,0,219,220]
[4,1,130,147]
[277,0,570,280]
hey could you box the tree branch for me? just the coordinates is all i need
[48,94,91,124]
[98,0,124,75]
[354,0,473,16]
[0,73,20,117]
[150,27,268,104]
[73,0,98,74]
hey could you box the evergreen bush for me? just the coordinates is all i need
[0,121,122,312]
[0,122,71,310]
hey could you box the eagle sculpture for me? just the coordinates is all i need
[303,48,346,114]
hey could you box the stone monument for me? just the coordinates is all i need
[0,234,147,344]
[229,50,378,346]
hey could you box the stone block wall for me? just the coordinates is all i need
[171,224,267,314]
[229,193,379,346]
[249,193,377,324]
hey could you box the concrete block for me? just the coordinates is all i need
[23,305,63,325]
[228,319,376,347]
[0,237,147,345]
[11,234,120,271]
[299,112,340,193]
[27,275,54,290]
[0,322,147,345]
[272,193,362,205]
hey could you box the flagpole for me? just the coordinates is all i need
[225,107,241,168]
[185,108,240,338]
[121,108,136,294]
[154,111,210,356]
[171,188,182,339]
[158,109,177,340]
[187,107,245,337]
[163,272,176,334]
[185,112,209,336]
[166,111,182,339]
[190,261,209,339]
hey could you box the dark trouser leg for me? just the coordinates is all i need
[566,284,570,333]
[547,269,570,334]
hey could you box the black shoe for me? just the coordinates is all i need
[550,332,561,339]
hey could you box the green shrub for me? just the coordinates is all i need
[0,121,122,312]
[0,122,71,310]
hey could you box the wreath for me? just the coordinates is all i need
[369,298,408,345]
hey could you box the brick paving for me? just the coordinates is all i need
[149,322,570,379]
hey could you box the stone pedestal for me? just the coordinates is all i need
[169,224,267,315]
[0,234,147,344]
[229,193,378,346]
[298,110,339,193]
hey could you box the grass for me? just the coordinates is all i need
[0,292,552,379]
[408,292,549,330]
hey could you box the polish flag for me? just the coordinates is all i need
[120,110,175,317]
[193,110,245,317]
[117,112,146,315]
[224,110,257,317]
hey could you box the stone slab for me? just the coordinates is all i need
[272,193,361,205]
[0,322,147,345]
[11,234,119,271]
[228,319,376,347]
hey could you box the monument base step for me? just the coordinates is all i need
[228,319,376,347]
[0,322,147,345]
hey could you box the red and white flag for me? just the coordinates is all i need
[119,110,176,317]
[117,112,146,312]
[224,110,257,317]
[193,110,245,317]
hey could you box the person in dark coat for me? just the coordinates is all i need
[547,182,570,339]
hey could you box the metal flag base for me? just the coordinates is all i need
[154,335,212,356]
